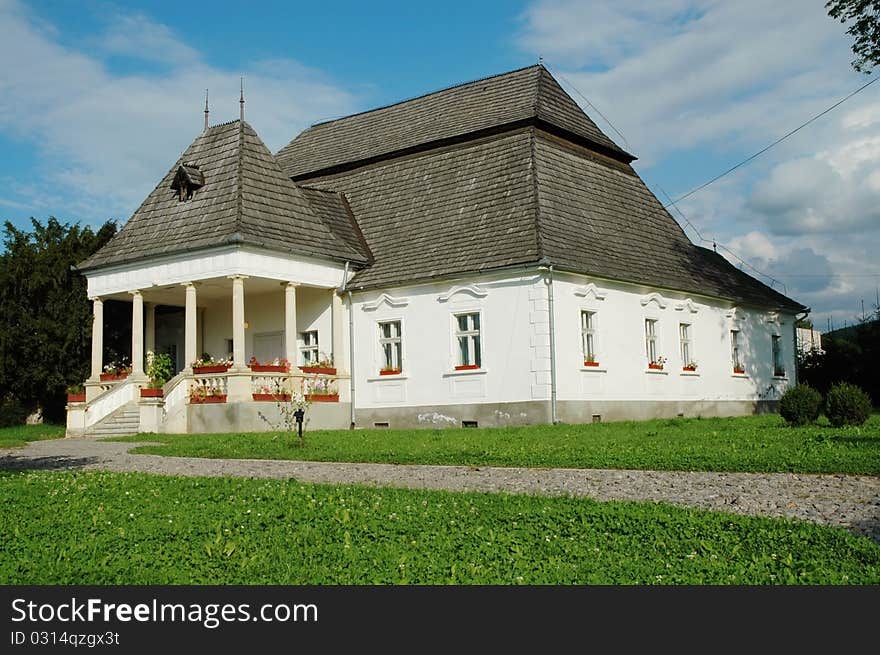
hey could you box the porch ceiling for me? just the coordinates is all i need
[100,276,325,306]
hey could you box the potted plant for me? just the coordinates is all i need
[141,351,173,398]
[682,361,698,372]
[379,364,401,376]
[301,353,336,375]
[252,381,291,402]
[584,353,599,367]
[248,356,290,373]
[648,356,667,371]
[66,384,85,403]
[733,360,745,374]
[188,385,227,404]
[100,359,131,382]
[192,354,232,374]
[304,375,339,402]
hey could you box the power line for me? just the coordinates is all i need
[549,66,632,150]
[665,76,878,208]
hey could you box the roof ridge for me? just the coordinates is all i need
[529,127,545,259]
[234,119,244,238]
[309,64,542,129]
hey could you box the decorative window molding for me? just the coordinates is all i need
[361,293,410,311]
[765,312,781,324]
[675,298,700,313]
[725,307,740,320]
[640,292,668,309]
[438,284,488,302]
[573,283,608,301]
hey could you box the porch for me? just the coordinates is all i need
[67,267,352,436]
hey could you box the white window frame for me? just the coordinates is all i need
[299,329,319,366]
[581,310,598,364]
[679,323,693,368]
[772,334,784,377]
[377,319,403,373]
[645,317,660,366]
[731,329,743,372]
[453,310,483,369]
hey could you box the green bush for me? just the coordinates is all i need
[0,396,30,428]
[825,383,872,427]
[779,385,822,426]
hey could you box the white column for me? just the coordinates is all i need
[89,297,103,380]
[231,275,247,369]
[130,290,145,377]
[145,302,156,357]
[284,282,298,368]
[184,283,197,371]
[331,290,345,373]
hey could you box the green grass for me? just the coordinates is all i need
[1,470,877,584]
[0,424,65,448]
[111,414,880,475]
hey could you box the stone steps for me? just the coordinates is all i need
[85,404,140,438]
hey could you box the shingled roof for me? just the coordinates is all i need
[295,126,803,311]
[276,64,633,180]
[78,120,369,271]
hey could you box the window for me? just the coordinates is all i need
[581,311,598,364]
[454,312,481,369]
[772,335,784,376]
[299,330,319,366]
[378,320,402,373]
[731,330,743,372]
[679,323,693,368]
[645,319,658,364]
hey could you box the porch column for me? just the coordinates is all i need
[183,283,197,372]
[331,290,345,373]
[284,282,298,368]
[144,302,156,357]
[89,297,103,380]
[230,275,248,369]
[130,290,145,378]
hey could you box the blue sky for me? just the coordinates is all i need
[1,0,878,328]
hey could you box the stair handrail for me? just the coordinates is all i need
[85,377,139,428]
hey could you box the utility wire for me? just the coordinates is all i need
[665,76,878,208]
[549,66,632,150]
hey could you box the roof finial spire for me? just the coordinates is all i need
[239,77,245,122]
[538,54,544,66]
[203,88,209,131]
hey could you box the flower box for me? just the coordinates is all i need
[140,388,164,398]
[252,393,291,402]
[306,393,339,402]
[250,364,289,373]
[454,364,480,371]
[583,361,600,367]
[190,394,227,404]
[379,369,401,376]
[733,368,745,375]
[301,366,336,375]
[66,393,86,403]
[682,365,697,372]
[193,365,230,374]
[647,363,664,370]
[100,372,129,382]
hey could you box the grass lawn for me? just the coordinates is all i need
[1,470,877,584]
[0,424,65,448]
[111,414,880,475]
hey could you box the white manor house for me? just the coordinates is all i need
[66,65,805,437]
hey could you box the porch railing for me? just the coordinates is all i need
[85,377,138,428]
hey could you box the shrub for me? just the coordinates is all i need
[825,382,872,427]
[0,396,30,428]
[779,385,822,426]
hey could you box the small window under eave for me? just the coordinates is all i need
[171,164,205,202]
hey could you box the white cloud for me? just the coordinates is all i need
[517,0,880,325]
[0,1,357,222]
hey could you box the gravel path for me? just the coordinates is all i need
[2,436,878,542]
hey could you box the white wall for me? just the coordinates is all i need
[351,272,542,410]
[551,273,796,403]
[350,270,796,412]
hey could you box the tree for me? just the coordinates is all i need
[826,1,880,73]
[0,217,117,423]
